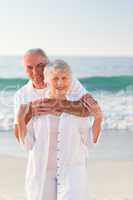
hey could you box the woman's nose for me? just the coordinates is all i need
[57,79,63,87]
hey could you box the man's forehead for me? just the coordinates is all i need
[24,54,48,65]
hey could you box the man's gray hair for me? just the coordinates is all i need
[24,48,48,59]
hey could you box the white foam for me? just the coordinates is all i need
[0,89,133,132]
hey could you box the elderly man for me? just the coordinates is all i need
[14,48,102,144]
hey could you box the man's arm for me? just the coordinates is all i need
[57,99,91,117]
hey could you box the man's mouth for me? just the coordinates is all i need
[33,76,44,81]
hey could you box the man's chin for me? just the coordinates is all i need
[33,79,44,84]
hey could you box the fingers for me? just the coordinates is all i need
[31,100,57,110]
[51,109,62,116]
[81,93,98,107]
[81,94,98,113]
[31,98,55,106]
[30,99,60,116]
[82,100,98,111]
[31,107,53,116]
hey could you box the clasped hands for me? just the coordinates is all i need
[30,98,63,116]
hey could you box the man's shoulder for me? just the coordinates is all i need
[67,77,87,100]
[14,80,31,97]
[71,77,87,92]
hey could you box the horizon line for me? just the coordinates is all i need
[0,54,133,57]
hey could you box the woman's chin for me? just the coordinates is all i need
[56,89,66,95]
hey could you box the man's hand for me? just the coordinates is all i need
[30,98,60,116]
[81,93,102,118]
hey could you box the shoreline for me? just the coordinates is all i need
[1,130,133,160]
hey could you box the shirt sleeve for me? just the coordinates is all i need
[67,77,88,101]
[19,118,36,151]
[13,91,23,125]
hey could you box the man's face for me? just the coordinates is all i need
[23,54,48,86]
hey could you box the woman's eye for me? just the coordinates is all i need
[62,77,67,80]
[53,77,58,81]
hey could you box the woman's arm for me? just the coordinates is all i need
[16,104,30,142]
[14,104,36,150]
[90,104,103,143]
[92,115,102,143]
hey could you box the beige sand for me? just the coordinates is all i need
[0,155,133,200]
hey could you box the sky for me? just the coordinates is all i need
[0,0,133,56]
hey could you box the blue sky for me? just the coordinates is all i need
[0,0,133,55]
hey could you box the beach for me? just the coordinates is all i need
[0,155,133,200]
[0,131,133,200]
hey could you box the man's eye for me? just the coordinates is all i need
[37,64,46,69]
[27,66,33,70]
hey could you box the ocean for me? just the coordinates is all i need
[0,56,133,159]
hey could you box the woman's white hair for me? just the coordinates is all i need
[44,59,72,83]
[46,59,72,72]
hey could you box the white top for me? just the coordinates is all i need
[46,115,60,173]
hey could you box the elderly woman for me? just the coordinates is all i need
[17,60,102,200]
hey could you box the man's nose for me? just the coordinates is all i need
[33,68,39,75]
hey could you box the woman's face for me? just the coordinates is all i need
[47,69,72,96]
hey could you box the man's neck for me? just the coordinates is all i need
[32,82,47,89]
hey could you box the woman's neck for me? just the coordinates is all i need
[49,91,66,100]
